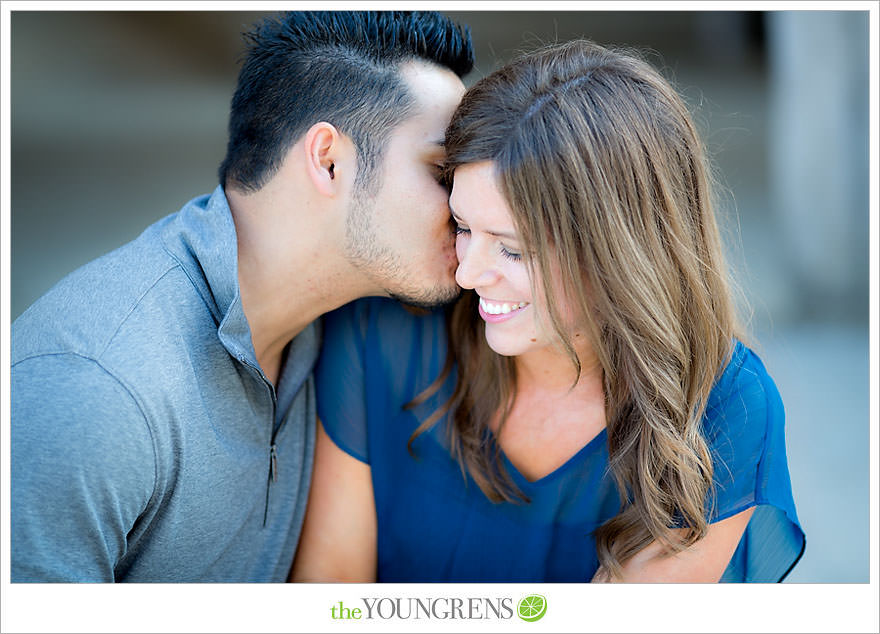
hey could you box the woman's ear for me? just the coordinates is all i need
[303,122,345,197]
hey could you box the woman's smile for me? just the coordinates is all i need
[478,297,530,322]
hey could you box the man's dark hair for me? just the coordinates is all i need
[219,11,473,193]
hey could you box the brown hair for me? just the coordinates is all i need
[409,39,742,578]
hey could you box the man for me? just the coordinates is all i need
[11,11,472,582]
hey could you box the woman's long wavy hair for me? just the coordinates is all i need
[408,40,741,578]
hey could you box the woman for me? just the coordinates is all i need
[292,40,805,582]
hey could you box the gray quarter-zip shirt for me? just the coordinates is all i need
[11,186,319,582]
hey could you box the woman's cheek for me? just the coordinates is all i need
[455,233,468,263]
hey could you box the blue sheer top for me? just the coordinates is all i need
[316,297,805,582]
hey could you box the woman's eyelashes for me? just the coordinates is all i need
[499,245,522,262]
[454,223,523,263]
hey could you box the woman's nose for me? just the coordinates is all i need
[455,239,500,290]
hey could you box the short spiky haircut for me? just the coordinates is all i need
[219,11,473,193]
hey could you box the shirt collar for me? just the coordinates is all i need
[163,185,321,392]
[162,186,320,392]
[161,185,259,367]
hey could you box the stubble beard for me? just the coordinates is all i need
[344,191,460,309]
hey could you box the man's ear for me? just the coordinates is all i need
[303,122,348,197]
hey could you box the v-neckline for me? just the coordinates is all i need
[499,426,608,488]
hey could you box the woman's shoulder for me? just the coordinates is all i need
[315,298,452,458]
[708,340,782,413]
[702,340,784,447]
[321,297,451,392]
[324,297,446,340]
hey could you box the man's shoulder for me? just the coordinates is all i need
[12,216,208,367]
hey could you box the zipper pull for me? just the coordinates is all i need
[263,443,278,528]
[269,443,278,483]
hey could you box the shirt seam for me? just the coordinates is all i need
[11,352,160,532]
[748,365,772,503]
[95,263,182,360]
[159,242,218,323]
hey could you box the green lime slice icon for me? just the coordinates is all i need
[517,594,547,622]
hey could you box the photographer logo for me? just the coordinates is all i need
[517,595,547,622]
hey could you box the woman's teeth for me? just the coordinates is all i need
[479,298,529,315]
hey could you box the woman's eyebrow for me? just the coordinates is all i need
[486,228,519,240]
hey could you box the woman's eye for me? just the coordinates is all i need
[454,225,471,236]
[500,245,522,262]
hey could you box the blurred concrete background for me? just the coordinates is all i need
[8,10,871,582]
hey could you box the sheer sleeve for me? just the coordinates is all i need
[703,342,806,582]
[315,301,371,464]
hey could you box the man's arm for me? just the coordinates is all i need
[592,507,754,582]
[11,354,156,582]
[290,419,377,582]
